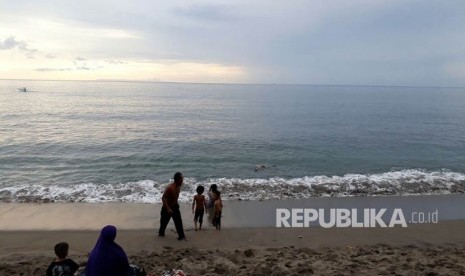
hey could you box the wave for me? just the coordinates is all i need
[0,169,464,203]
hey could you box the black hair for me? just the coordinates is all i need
[54,242,69,259]
[214,190,221,197]
[196,185,205,194]
[209,184,218,192]
[174,172,183,182]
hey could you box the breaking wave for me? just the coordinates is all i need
[1,169,464,203]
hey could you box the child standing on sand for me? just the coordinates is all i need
[192,185,207,231]
[206,184,218,226]
[46,242,79,276]
[213,190,223,230]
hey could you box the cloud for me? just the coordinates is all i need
[172,3,238,22]
[105,59,127,64]
[35,67,72,72]
[72,57,96,70]
[73,57,88,66]
[45,53,56,58]
[0,36,37,58]
[0,36,23,49]
[35,57,98,72]
[35,66,95,72]
[2,1,465,85]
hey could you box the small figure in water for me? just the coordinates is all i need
[255,164,275,172]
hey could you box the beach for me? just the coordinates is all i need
[1,222,465,275]
[1,195,465,275]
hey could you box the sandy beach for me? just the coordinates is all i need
[1,195,465,275]
[1,221,465,275]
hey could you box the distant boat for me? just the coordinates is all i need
[17,87,27,92]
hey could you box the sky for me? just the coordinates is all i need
[1,0,465,86]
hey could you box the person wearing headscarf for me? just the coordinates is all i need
[85,225,132,276]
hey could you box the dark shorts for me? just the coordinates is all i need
[194,209,204,223]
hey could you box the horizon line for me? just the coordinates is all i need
[1,78,464,89]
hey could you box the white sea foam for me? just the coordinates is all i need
[0,169,464,203]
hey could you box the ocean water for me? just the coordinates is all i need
[1,80,465,203]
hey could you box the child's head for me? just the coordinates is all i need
[214,190,221,198]
[54,242,69,259]
[196,185,205,195]
[209,184,218,192]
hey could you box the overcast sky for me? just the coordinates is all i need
[1,0,465,86]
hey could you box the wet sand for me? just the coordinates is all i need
[1,194,465,230]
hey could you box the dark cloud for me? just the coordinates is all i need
[0,36,24,49]
[0,36,37,58]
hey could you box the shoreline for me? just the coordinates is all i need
[1,194,465,230]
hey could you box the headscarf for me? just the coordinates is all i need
[85,225,130,276]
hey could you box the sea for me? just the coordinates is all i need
[1,80,465,203]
